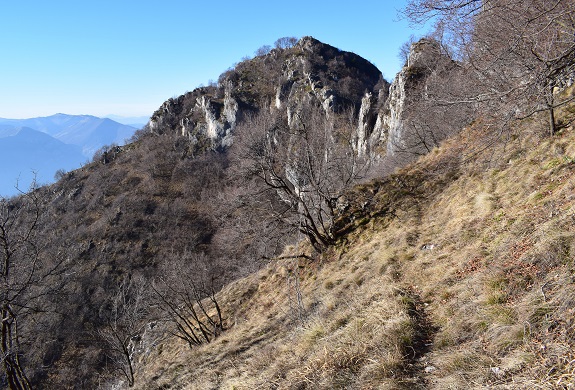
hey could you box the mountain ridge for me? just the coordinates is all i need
[146,36,391,156]
[0,113,137,156]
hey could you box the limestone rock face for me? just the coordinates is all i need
[148,85,237,151]
[347,38,445,159]
[384,68,408,156]
[382,38,445,156]
[354,91,385,157]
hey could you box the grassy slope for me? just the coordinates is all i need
[132,92,575,389]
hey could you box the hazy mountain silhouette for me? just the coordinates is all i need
[0,114,139,197]
[104,114,149,128]
[0,114,137,157]
[0,127,85,196]
[0,125,20,138]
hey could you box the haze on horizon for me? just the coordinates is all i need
[0,0,417,119]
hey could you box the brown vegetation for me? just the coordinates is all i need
[233,104,372,251]
[132,87,575,389]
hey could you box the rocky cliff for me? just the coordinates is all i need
[147,37,453,162]
[384,38,444,156]
[147,37,387,156]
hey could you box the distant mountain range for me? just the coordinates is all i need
[104,115,149,128]
[0,114,143,197]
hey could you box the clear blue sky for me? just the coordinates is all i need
[0,1,424,119]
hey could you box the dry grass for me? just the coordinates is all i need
[129,99,575,389]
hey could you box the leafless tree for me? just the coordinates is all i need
[274,36,298,50]
[255,45,272,56]
[97,276,149,387]
[233,105,372,251]
[474,0,575,135]
[0,183,69,390]
[402,0,575,136]
[152,252,224,349]
[398,35,418,66]
[402,0,480,60]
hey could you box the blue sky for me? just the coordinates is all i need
[0,1,424,119]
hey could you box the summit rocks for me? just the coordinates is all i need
[146,37,450,160]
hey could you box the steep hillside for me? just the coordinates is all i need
[129,91,575,389]
[2,34,572,389]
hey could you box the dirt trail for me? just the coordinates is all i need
[398,289,437,389]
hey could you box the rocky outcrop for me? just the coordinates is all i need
[382,38,450,156]
[146,37,389,154]
[350,38,447,159]
[353,91,382,157]
[146,36,449,160]
[383,69,408,156]
[147,85,237,151]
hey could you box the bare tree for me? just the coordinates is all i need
[274,36,298,50]
[255,45,272,56]
[473,0,575,135]
[152,252,224,349]
[402,0,575,136]
[402,0,480,60]
[233,105,372,251]
[97,276,149,387]
[0,184,69,390]
[398,35,418,66]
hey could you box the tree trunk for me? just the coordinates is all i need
[548,105,557,137]
[1,307,32,390]
[546,85,557,137]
